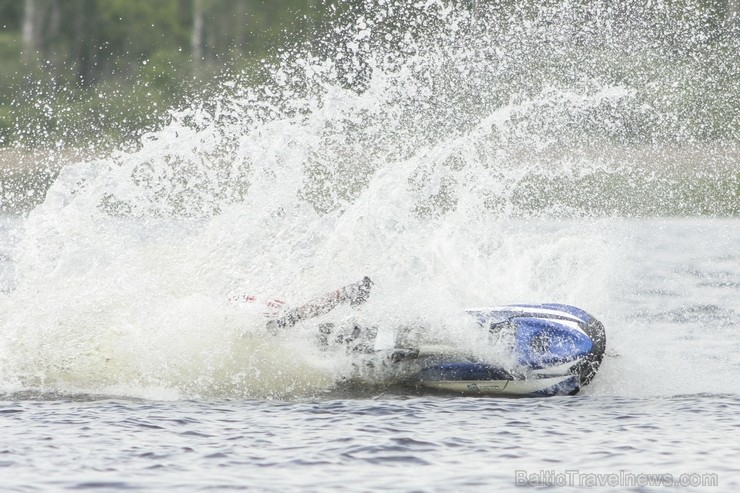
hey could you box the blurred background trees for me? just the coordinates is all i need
[0,0,738,150]
[1,0,326,149]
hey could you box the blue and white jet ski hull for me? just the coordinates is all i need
[407,304,606,397]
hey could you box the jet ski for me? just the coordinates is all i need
[392,303,605,396]
[267,277,606,397]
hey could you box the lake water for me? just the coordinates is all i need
[2,2,739,490]
[1,217,738,492]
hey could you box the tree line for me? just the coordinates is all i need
[0,0,738,150]
[1,0,336,149]
[11,0,321,85]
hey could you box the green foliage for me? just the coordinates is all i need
[0,1,22,30]
[0,0,739,150]
[0,106,12,146]
[0,0,342,149]
[0,31,18,60]
[0,33,20,108]
[95,0,189,58]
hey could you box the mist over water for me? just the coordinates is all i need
[0,1,737,400]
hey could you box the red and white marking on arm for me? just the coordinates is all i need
[229,294,289,318]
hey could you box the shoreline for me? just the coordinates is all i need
[0,148,94,172]
[1,143,737,217]
[1,141,738,171]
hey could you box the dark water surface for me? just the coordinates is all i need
[1,394,738,492]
